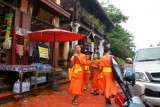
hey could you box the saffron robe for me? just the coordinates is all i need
[90,59,99,89]
[69,53,86,95]
[84,59,92,86]
[99,55,117,98]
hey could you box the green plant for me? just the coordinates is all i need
[68,48,75,60]
[117,57,124,65]
[81,11,105,33]
[60,65,68,72]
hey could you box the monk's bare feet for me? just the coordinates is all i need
[72,99,78,105]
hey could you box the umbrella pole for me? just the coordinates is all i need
[52,32,58,91]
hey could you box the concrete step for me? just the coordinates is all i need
[0,78,15,85]
[48,70,68,82]
[0,84,12,92]
[0,80,70,105]
[54,68,63,72]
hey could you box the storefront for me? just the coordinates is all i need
[60,0,114,61]
[0,2,15,64]
[0,0,70,94]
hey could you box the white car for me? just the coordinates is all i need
[133,46,160,106]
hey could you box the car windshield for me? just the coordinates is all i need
[135,47,160,62]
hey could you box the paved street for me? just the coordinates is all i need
[0,83,117,107]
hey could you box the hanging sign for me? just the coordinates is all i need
[16,44,24,58]
[38,46,49,58]
[15,27,32,36]
[3,13,13,49]
[3,37,12,49]
[4,13,13,38]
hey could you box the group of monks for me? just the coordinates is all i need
[68,45,117,106]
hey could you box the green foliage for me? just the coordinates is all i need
[102,3,128,24]
[82,11,106,33]
[60,65,68,72]
[118,57,124,65]
[110,38,134,59]
[68,48,75,60]
[100,1,135,59]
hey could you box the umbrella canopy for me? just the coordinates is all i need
[28,28,84,42]
[28,28,84,90]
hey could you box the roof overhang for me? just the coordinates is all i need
[30,0,70,18]
[79,0,114,29]
[77,21,109,42]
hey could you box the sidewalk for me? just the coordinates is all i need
[0,83,116,107]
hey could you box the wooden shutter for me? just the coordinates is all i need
[14,9,22,27]
[22,13,31,30]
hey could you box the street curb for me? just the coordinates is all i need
[0,79,70,104]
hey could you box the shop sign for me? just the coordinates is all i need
[4,13,13,38]
[38,46,49,59]
[16,44,24,58]
[3,13,13,49]
[3,37,12,49]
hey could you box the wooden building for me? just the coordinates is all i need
[0,0,70,96]
[60,0,114,60]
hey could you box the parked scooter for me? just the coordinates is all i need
[111,57,153,107]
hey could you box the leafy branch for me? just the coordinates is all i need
[81,11,106,33]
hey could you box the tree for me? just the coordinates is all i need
[100,1,135,59]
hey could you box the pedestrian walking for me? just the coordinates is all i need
[83,54,91,90]
[99,46,117,106]
[69,45,86,105]
[124,58,133,69]
[97,68,104,95]
[90,53,100,95]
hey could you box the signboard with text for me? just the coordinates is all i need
[38,46,49,59]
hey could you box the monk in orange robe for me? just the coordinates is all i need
[97,68,104,94]
[99,46,117,106]
[90,54,100,95]
[83,54,91,90]
[69,45,86,105]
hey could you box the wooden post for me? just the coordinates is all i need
[12,27,16,64]
[19,72,23,93]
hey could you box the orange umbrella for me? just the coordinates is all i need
[28,28,84,42]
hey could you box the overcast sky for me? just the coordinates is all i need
[99,0,160,50]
